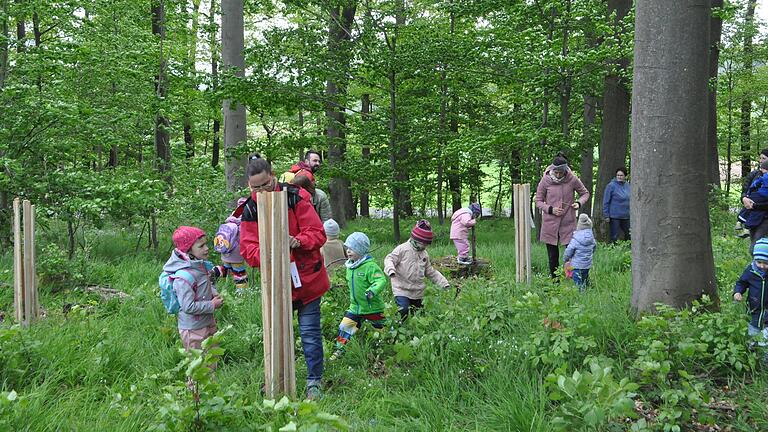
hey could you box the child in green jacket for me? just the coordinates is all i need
[331,232,388,360]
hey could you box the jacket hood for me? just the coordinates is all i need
[541,165,575,185]
[610,177,628,185]
[290,161,312,173]
[451,208,471,222]
[163,249,198,274]
[571,229,595,247]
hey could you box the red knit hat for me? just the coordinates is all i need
[411,219,433,244]
[173,226,206,253]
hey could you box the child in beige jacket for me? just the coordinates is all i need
[384,220,450,320]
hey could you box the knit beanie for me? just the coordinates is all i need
[173,226,206,253]
[469,203,482,216]
[754,238,768,261]
[323,219,340,239]
[576,213,593,230]
[411,219,434,244]
[344,232,370,256]
[552,156,568,173]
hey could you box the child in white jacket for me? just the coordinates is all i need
[384,220,450,320]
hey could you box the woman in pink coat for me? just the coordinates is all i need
[535,156,590,279]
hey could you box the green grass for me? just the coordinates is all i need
[0,214,765,431]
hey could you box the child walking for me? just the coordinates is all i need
[450,203,481,265]
[734,237,768,364]
[331,232,388,360]
[163,226,224,352]
[384,220,450,320]
[562,214,596,292]
[213,198,249,294]
[320,219,346,272]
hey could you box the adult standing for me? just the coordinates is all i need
[602,167,631,242]
[535,156,590,279]
[238,157,330,400]
[290,174,333,222]
[279,150,322,183]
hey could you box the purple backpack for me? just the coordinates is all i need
[213,217,240,254]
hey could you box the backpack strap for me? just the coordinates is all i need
[173,270,197,301]
[241,185,303,222]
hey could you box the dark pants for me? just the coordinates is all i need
[295,298,323,387]
[547,243,567,279]
[609,218,631,242]
[395,296,424,320]
[750,218,768,254]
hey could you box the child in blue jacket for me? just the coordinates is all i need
[563,214,596,292]
[734,237,768,364]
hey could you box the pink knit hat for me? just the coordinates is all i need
[173,226,206,253]
[411,220,434,244]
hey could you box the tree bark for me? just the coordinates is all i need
[706,0,723,188]
[152,0,171,179]
[581,95,598,216]
[326,2,357,227]
[209,0,220,168]
[630,0,718,312]
[740,0,757,179]
[221,0,247,192]
[360,93,371,217]
[593,0,631,241]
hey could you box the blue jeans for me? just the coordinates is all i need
[572,268,590,293]
[609,218,631,242]
[295,298,323,387]
[395,296,424,320]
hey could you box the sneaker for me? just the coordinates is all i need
[306,385,322,401]
[737,229,751,239]
[457,256,473,265]
[329,350,343,361]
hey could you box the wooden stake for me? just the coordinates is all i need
[514,184,532,284]
[12,198,22,323]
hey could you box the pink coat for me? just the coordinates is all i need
[450,208,477,240]
[535,168,590,245]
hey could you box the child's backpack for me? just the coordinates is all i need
[213,221,240,254]
[158,270,195,314]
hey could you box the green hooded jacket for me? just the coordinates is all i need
[346,257,388,315]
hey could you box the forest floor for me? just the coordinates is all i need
[0,215,767,431]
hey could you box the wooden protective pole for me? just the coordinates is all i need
[514,184,532,284]
[13,198,39,326]
[13,198,22,323]
[257,190,296,399]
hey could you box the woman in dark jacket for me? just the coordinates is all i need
[602,167,631,242]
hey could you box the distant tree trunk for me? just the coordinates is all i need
[740,0,757,179]
[448,102,461,212]
[437,73,448,225]
[0,0,8,248]
[360,93,371,218]
[630,0,718,313]
[706,0,723,188]
[209,0,220,168]
[593,0,631,241]
[581,95,597,216]
[559,0,571,143]
[184,0,201,160]
[152,0,171,179]
[326,2,357,227]
[221,0,247,192]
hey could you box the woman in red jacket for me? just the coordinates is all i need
[239,157,329,400]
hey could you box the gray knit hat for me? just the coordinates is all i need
[323,219,340,238]
[576,213,593,230]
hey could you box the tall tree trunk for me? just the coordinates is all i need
[388,0,405,242]
[152,0,171,179]
[326,2,357,227]
[209,0,220,168]
[360,93,371,218]
[15,6,24,54]
[184,0,201,160]
[740,0,757,179]
[446,10,461,213]
[581,95,597,216]
[706,0,723,188]
[0,0,8,247]
[221,0,247,192]
[438,74,448,224]
[559,0,571,143]
[630,0,718,312]
[593,0,631,241]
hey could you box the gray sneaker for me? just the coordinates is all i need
[457,256,473,265]
[306,384,322,401]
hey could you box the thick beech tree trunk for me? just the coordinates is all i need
[221,0,247,192]
[630,0,718,313]
[326,2,356,226]
[593,0,631,241]
[706,0,723,188]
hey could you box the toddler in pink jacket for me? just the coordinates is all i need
[450,203,481,265]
